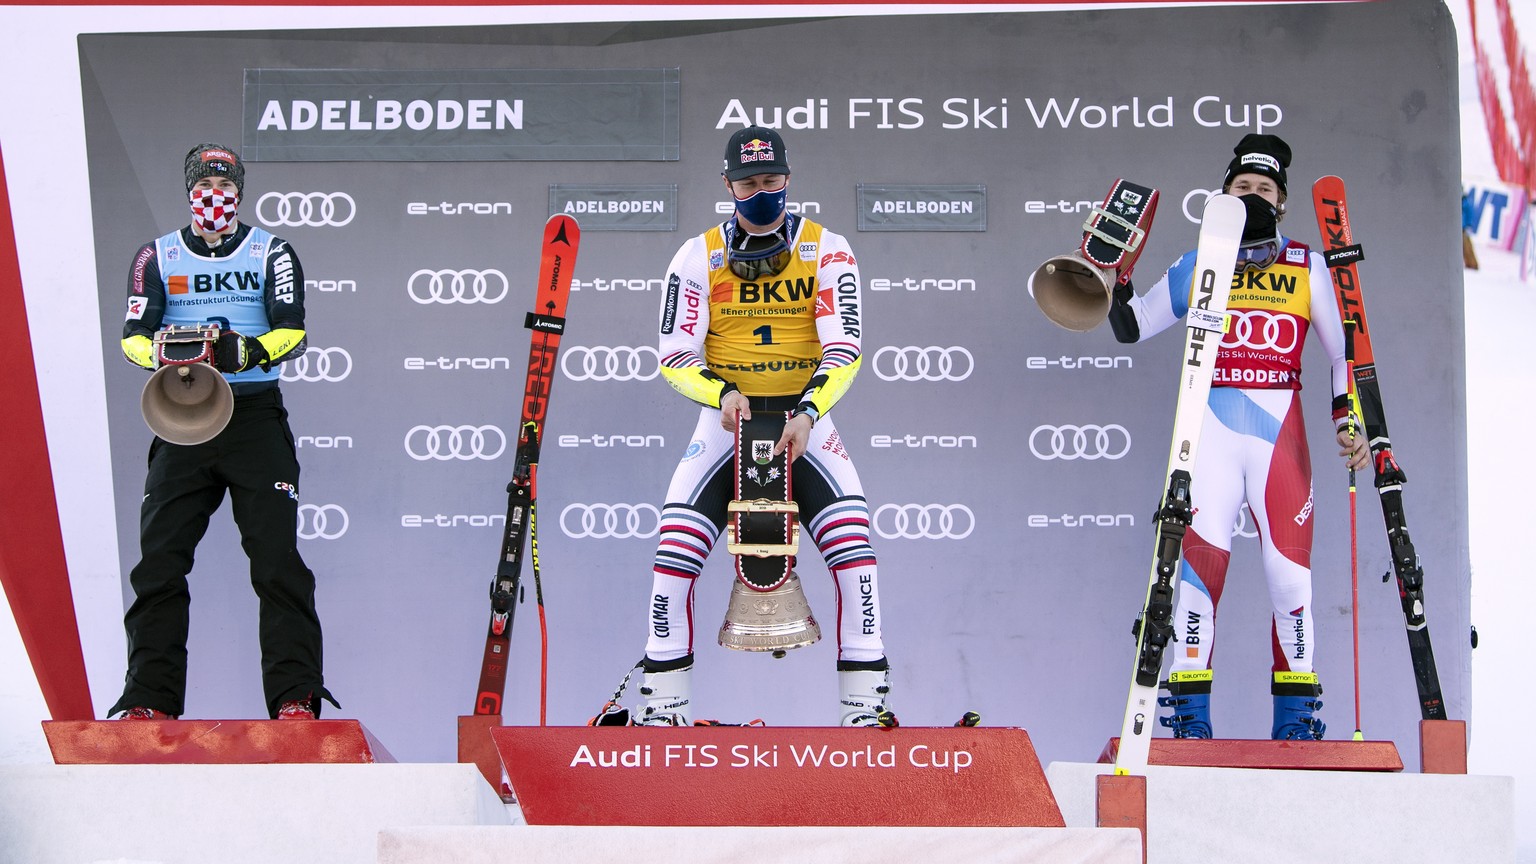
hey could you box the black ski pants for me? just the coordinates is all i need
[110,388,333,718]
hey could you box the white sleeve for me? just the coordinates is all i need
[1306,251,1351,405]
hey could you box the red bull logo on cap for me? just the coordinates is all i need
[739,139,775,163]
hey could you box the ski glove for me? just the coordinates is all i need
[213,330,270,373]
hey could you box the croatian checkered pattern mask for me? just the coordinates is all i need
[190,188,239,233]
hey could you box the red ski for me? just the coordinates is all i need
[1312,176,1446,721]
[474,213,580,718]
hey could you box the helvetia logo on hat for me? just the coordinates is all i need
[1239,153,1281,173]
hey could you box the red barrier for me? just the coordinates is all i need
[0,145,94,721]
[43,719,394,764]
[1419,719,1468,774]
[490,725,1062,826]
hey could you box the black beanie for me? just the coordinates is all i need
[1223,133,1290,195]
[183,143,245,193]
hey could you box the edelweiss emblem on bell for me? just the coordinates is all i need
[744,466,782,486]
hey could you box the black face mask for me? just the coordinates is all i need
[1235,193,1281,271]
[725,215,795,280]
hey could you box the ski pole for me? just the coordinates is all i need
[1345,317,1363,741]
[531,494,549,727]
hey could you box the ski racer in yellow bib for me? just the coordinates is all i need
[635,126,891,726]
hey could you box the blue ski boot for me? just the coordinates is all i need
[1158,669,1213,738]
[1271,671,1326,740]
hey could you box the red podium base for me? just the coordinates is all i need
[458,714,510,799]
[1097,737,1402,772]
[43,719,394,765]
[490,725,1063,826]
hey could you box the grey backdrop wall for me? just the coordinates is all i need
[82,1,1467,767]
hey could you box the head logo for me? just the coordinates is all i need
[255,192,356,228]
[873,503,975,540]
[560,503,661,539]
[1028,424,1131,460]
[281,347,352,383]
[561,346,661,382]
[297,503,348,540]
[404,425,507,461]
[872,346,974,382]
[407,269,509,304]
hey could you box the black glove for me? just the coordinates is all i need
[1112,276,1136,306]
[213,331,269,373]
[1107,277,1141,344]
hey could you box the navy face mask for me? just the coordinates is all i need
[734,184,788,227]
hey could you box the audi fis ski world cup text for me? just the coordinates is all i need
[568,742,973,773]
[717,95,1280,131]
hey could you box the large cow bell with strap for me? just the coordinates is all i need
[140,324,233,445]
[718,410,820,657]
[1029,179,1161,332]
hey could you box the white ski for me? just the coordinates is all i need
[1114,193,1245,775]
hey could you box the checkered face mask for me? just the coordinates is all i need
[190,188,239,233]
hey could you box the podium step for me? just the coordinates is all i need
[1049,761,1515,863]
[0,763,510,864]
[378,825,1142,864]
[1097,736,1403,771]
[43,718,394,764]
[490,725,1063,826]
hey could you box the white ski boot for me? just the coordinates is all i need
[839,665,895,727]
[637,659,692,727]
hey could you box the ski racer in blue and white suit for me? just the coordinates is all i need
[1107,133,1367,740]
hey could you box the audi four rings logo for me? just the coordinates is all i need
[560,503,661,539]
[256,192,357,228]
[407,269,510,305]
[562,346,661,382]
[1029,424,1131,460]
[297,504,349,540]
[404,425,507,460]
[873,503,975,540]
[1223,310,1300,352]
[872,346,975,382]
[281,347,352,383]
